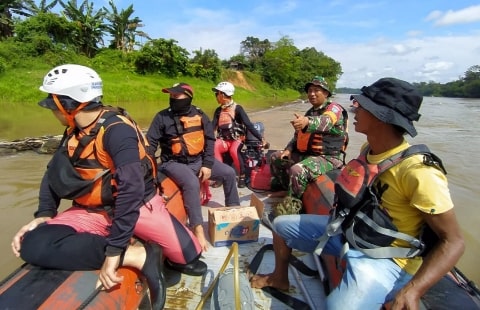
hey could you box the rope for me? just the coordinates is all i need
[195,242,241,310]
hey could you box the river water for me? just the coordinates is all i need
[0,94,479,285]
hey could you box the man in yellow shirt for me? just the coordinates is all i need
[251,77,465,309]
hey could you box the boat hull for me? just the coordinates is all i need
[0,176,187,310]
[0,264,148,310]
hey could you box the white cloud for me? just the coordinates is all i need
[387,44,421,56]
[427,5,480,26]
[333,34,480,88]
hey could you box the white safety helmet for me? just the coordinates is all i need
[39,64,103,106]
[212,81,235,96]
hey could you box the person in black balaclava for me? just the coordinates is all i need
[168,84,192,115]
[146,82,240,256]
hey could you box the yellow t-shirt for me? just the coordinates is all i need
[365,140,454,274]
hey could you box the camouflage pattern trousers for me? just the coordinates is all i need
[269,150,344,198]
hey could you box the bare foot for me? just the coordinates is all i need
[250,273,290,291]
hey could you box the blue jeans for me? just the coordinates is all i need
[274,214,413,309]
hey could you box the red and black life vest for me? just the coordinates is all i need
[217,103,245,140]
[314,144,446,258]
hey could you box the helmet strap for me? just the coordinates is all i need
[52,94,89,133]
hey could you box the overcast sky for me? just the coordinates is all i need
[91,0,480,88]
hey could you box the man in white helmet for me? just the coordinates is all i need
[11,64,205,310]
[211,81,265,188]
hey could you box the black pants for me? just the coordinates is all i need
[21,224,107,270]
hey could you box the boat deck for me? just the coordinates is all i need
[164,185,326,310]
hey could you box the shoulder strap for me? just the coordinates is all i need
[369,143,446,185]
[70,111,120,163]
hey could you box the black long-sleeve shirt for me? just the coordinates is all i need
[146,106,216,169]
[35,120,150,256]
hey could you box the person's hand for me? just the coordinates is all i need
[12,217,51,257]
[198,167,211,182]
[280,149,291,160]
[262,138,270,149]
[290,113,309,131]
[193,225,209,252]
[389,282,421,310]
[97,255,123,290]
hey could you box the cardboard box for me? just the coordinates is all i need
[208,194,264,247]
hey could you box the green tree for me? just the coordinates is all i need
[14,12,75,55]
[189,48,222,81]
[261,36,301,89]
[1,0,59,39]
[103,0,147,52]
[60,0,107,57]
[0,0,25,38]
[21,0,59,16]
[298,47,342,92]
[240,36,271,71]
[134,38,190,76]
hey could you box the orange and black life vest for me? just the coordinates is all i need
[169,112,205,158]
[296,103,348,156]
[47,108,156,208]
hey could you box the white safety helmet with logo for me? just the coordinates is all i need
[212,81,235,97]
[38,64,103,111]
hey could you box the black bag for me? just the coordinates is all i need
[46,146,109,199]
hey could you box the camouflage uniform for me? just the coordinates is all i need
[270,99,348,199]
[269,77,348,216]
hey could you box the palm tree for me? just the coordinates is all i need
[22,0,59,16]
[0,0,27,38]
[59,0,107,57]
[103,0,149,52]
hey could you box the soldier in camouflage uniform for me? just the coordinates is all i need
[270,76,348,215]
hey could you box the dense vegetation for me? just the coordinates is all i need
[0,2,478,142]
[0,0,342,92]
[0,0,346,140]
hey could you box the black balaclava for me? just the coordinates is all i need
[169,97,192,115]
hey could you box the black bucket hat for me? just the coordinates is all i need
[350,77,422,137]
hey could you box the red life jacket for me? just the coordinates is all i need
[217,103,245,140]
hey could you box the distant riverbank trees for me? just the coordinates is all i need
[338,65,480,99]
[0,0,342,93]
[413,66,480,98]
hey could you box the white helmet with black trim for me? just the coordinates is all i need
[38,64,103,110]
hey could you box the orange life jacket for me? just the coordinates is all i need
[64,109,155,207]
[296,104,348,156]
[171,114,205,157]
